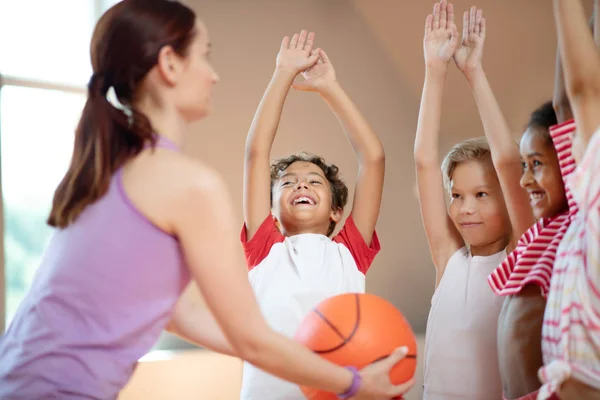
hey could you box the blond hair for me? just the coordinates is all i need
[441,137,493,190]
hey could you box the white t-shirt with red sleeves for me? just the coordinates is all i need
[239,215,380,400]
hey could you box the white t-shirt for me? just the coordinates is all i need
[424,246,506,400]
[239,215,380,400]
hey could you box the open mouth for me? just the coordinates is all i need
[529,190,546,204]
[291,196,316,206]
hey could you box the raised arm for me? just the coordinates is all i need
[454,6,534,249]
[293,50,384,244]
[553,0,600,147]
[415,0,464,284]
[553,15,596,123]
[171,165,414,399]
[243,31,319,240]
[553,40,573,123]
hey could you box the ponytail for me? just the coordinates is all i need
[47,73,155,228]
[48,0,197,228]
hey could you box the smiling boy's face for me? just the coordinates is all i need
[271,161,341,236]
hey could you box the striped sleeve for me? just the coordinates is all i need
[569,127,600,312]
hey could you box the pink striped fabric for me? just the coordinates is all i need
[537,126,600,399]
[488,120,577,298]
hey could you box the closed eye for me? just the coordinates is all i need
[281,181,293,187]
[310,180,322,185]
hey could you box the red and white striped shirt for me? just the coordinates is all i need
[488,120,577,298]
[537,127,600,399]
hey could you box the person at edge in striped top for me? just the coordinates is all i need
[537,0,600,399]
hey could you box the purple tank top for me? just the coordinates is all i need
[0,137,191,399]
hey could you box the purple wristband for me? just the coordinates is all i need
[338,366,361,399]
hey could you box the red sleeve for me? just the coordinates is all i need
[240,216,285,271]
[333,214,381,274]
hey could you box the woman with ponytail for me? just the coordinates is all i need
[0,1,413,399]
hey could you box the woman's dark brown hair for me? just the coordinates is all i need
[48,0,196,228]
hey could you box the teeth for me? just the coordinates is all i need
[293,196,315,205]
[530,192,545,200]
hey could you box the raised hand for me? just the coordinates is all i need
[276,30,320,75]
[292,49,336,92]
[423,0,460,69]
[453,6,486,76]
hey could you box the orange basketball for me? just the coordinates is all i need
[294,293,417,400]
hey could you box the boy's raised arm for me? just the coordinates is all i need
[294,49,384,244]
[243,31,319,239]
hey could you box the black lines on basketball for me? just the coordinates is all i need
[313,309,346,341]
[312,293,361,354]
[370,353,417,365]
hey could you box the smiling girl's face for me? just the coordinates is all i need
[519,125,568,220]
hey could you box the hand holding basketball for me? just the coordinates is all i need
[295,293,417,399]
[277,30,320,75]
[354,347,416,399]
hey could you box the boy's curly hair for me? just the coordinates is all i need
[270,152,348,236]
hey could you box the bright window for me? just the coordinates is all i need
[1,85,85,325]
[0,1,96,86]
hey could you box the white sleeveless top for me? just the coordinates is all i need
[423,246,506,399]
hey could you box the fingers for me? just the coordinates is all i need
[290,33,299,49]
[480,16,486,39]
[319,49,330,64]
[450,23,460,48]
[311,49,323,64]
[297,30,308,49]
[390,378,416,397]
[440,0,447,29]
[447,2,455,28]
[304,31,315,51]
[475,9,483,36]
[462,11,469,39]
[382,346,409,369]
[433,2,440,29]
[469,6,476,35]
[425,14,433,34]
[284,30,315,51]
[307,48,320,65]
